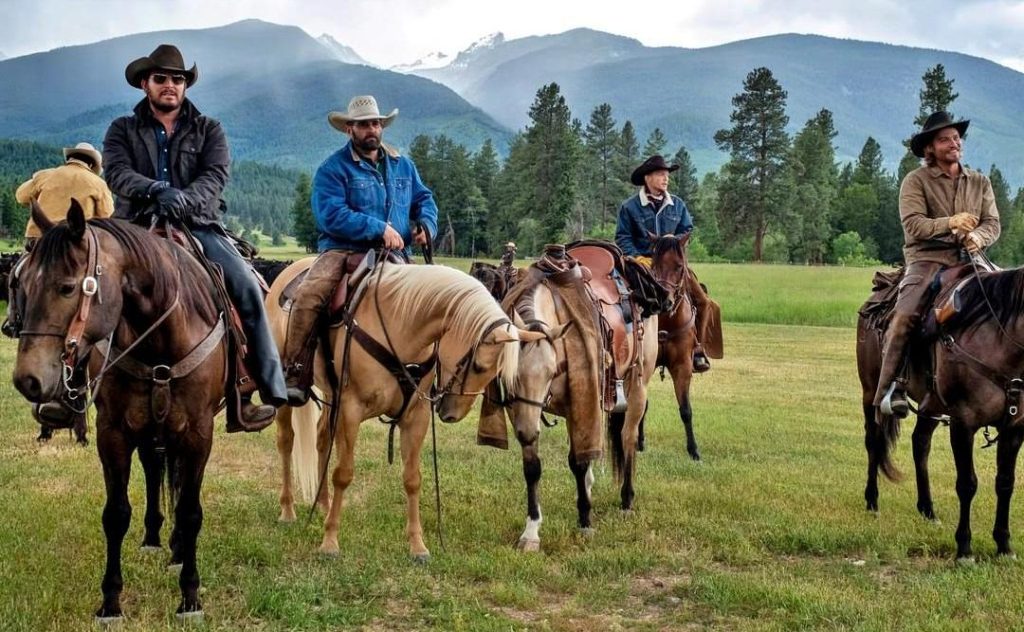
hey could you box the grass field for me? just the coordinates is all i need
[3,262,1024,630]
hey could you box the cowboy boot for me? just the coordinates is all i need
[692,344,711,373]
[880,380,909,419]
[235,395,277,432]
[284,338,317,407]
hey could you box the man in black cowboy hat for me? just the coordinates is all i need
[876,111,1001,418]
[101,44,287,432]
[616,154,713,372]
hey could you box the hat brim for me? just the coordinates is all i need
[63,147,103,176]
[911,120,969,158]
[630,163,680,186]
[125,57,199,89]
[328,109,398,132]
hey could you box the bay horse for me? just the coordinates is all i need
[648,233,704,460]
[266,257,540,560]
[12,202,227,622]
[859,264,1024,560]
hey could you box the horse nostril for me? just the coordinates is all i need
[15,374,42,402]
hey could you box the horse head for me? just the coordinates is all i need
[649,232,691,309]
[12,200,122,403]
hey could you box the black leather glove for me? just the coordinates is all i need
[155,186,189,220]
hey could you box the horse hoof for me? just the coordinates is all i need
[94,614,123,626]
[954,556,976,566]
[175,609,204,624]
[411,552,431,565]
[278,512,296,523]
[318,544,340,557]
[997,552,1018,561]
[139,545,162,553]
[621,508,634,517]
[579,527,595,538]
[167,562,183,573]
[516,537,541,552]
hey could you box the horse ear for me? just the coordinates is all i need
[30,200,54,234]
[66,198,86,241]
[515,328,547,344]
[679,232,691,247]
[646,230,659,243]
[511,309,528,329]
[544,320,574,341]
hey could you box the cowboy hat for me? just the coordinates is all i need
[630,154,680,186]
[910,111,970,158]
[328,95,398,131]
[63,142,103,176]
[124,44,198,89]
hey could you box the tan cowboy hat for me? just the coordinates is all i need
[910,111,970,158]
[63,142,103,176]
[124,44,199,88]
[328,95,398,131]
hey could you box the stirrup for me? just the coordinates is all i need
[880,382,909,418]
[611,379,627,414]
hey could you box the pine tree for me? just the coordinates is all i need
[787,109,839,263]
[471,138,499,253]
[643,127,668,157]
[616,120,640,190]
[713,67,791,261]
[291,173,318,253]
[583,103,622,228]
[916,64,959,127]
[670,145,700,207]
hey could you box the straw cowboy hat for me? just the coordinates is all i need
[630,154,680,186]
[328,95,398,131]
[910,111,970,158]
[124,44,199,88]
[63,142,103,176]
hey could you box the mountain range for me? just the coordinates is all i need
[4,20,1024,182]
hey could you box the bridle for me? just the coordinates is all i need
[435,317,513,400]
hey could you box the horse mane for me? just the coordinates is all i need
[42,219,219,324]
[954,266,1024,332]
[382,263,518,391]
[653,235,684,260]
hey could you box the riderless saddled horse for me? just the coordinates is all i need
[12,202,232,622]
[266,255,541,559]
[859,261,1024,560]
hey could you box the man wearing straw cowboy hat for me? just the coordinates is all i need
[616,154,714,373]
[15,142,113,249]
[101,44,286,432]
[280,95,439,406]
[875,111,1001,419]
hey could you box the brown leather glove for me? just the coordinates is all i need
[964,231,983,254]
[948,212,979,233]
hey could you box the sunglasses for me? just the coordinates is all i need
[149,73,187,86]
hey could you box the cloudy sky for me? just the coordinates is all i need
[5,0,1024,71]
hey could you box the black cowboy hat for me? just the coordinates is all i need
[630,155,680,186]
[910,111,969,158]
[124,44,199,89]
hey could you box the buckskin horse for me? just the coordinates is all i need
[859,263,1024,560]
[266,256,541,560]
[12,202,229,622]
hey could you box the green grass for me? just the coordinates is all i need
[3,263,1024,630]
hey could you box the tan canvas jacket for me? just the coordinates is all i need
[899,164,1000,266]
[15,161,114,239]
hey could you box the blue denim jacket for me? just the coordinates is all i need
[614,189,693,256]
[311,141,439,255]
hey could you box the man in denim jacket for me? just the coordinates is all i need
[616,155,712,372]
[282,96,439,404]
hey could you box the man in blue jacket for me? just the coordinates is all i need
[615,155,712,372]
[282,95,439,404]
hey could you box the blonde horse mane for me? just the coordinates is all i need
[379,263,519,392]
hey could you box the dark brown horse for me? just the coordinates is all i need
[12,202,228,622]
[648,233,704,460]
[859,264,1024,560]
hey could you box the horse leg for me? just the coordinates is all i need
[36,423,53,443]
[949,423,979,561]
[73,411,88,446]
[170,441,212,620]
[137,440,165,549]
[670,360,699,461]
[95,428,133,622]
[320,407,358,556]
[568,452,594,534]
[275,404,297,522]
[911,415,941,521]
[399,407,431,562]
[863,403,881,513]
[619,380,648,512]
[515,421,543,552]
[316,404,332,513]
[993,426,1024,557]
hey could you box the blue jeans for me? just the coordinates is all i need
[192,227,286,404]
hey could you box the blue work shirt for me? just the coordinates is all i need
[311,141,439,255]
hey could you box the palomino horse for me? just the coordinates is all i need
[12,202,227,622]
[649,233,703,460]
[859,264,1024,559]
[267,257,539,559]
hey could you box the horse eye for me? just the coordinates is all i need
[59,283,77,297]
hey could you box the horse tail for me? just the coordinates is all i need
[877,408,903,482]
[291,396,322,504]
[165,451,180,512]
[607,411,626,482]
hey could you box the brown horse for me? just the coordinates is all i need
[267,257,539,559]
[649,233,704,460]
[12,202,227,622]
[860,264,1024,560]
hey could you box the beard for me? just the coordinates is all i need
[148,94,179,113]
[354,135,380,153]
